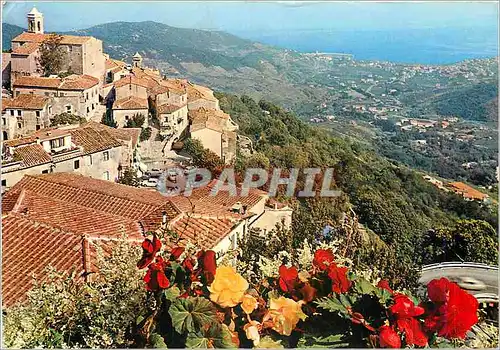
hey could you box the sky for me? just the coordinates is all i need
[2,1,499,34]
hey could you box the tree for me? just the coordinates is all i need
[183,138,224,175]
[101,109,117,128]
[422,219,498,265]
[50,112,85,126]
[117,168,140,187]
[38,34,65,76]
[140,127,151,142]
[2,240,146,348]
[125,113,146,128]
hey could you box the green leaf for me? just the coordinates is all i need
[297,333,348,348]
[374,288,392,304]
[149,333,167,348]
[258,336,284,349]
[315,297,347,314]
[168,297,218,334]
[164,286,181,301]
[354,277,376,295]
[185,324,237,349]
[339,294,351,308]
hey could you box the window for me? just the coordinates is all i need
[36,125,41,131]
[86,93,89,100]
[17,122,22,129]
[2,118,5,126]
[41,169,49,174]
[66,105,72,112]
[60,92,65,97]
[50,138,64,149]
[87,155,92,165]
[48,105,52,114]
[102,171,110,181]
[16,91,20,97]
[87,107,90,113]
[45,92,50,96]
[36,111,41,117]
[1,179,6,187]
[10,110,14,116]
[68,45,72,52]
[74,159,80,170]
[17,110,21,116]
[103,151,109,161]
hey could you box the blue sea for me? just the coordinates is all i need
[232,27,498,65]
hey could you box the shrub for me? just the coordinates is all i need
[140,127,152,141]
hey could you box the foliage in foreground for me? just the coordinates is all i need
[50,112,86,126]
[2,240,146,348]
[128,232,484,348]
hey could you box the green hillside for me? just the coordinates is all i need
[2,23,24,50]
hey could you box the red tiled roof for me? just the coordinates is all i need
[113,75,155,89]
[7,173,168,220]
[112,96,149,110]
[2,213,85,307]
[59,74,99,90]
[158,103,183,114]
[189,107,232,133]
[3,135,36,147]
[446,182,488,201]
[2,97,13,112]
[12,143,52,167]
[11,42,40,55]
[6,94,49,110]
[14,76,61,89]
[11,190,143,240]
[13,74,98,91]
[12,32,92,45]
[84,121,141,149]
[187,83,217,103]
[172,215,236,250]
[69,124,122,155]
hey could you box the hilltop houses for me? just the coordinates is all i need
[9,7,105,84]
[1,122,140,191]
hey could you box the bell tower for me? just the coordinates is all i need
[132,52,143,68]
[27,7,44,34]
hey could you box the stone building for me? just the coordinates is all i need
[1,122,125,191]
[10,7,106,83]
[12,74,100,118]
[187,83,220,110]
[189,107,239,164]
[112,96,149,128]
[2,94,52,139]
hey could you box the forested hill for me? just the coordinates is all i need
[2,23,24,50]
[215,92,498,286]
[431,83,498,122]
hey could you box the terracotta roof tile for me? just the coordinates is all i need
[13,74,98,91]
[112,96,149,110]
[11,42,40,55]
[2,53,11,71]
[84,121,141,149]
[2,213,85,307]
[14,76,61,89]
[12,143,52,167]
[2,97,13,112]
[59,74,99,90]
[11,190,143,240]
[113,75,155,89]
[69,124,123,155]
[12,32,92,45]
[6,94,49,110]
[172,215,236,250]
[158,103,183,114]
[7,173,168,220]
[187,83,217,103]
[3,135,36,147]
[189,107,232,133]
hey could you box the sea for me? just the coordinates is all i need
[232,26,499,65]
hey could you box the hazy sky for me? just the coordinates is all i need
[2,1,498,33]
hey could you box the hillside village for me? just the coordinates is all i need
[0,8,292,307]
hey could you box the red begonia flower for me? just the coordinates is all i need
[396,318,428,347]
[313,248,335,271]
[390,294,425,318]
[144,257,169,291]
[327,263,351,294]
[182,257,195,272]
[377,280,394,294]
[198,250,217,284]
[379,325,401,348]
[137,234,162,269]
[278,265,298,292]
[300,283,317,303]
[424,278,479,340]
[170,246,185,260]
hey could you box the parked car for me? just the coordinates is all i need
[141,178,159,188]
